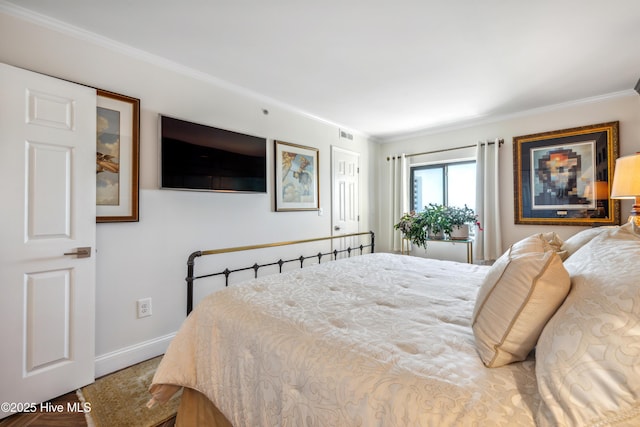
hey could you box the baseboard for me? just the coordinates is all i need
[94,332,176,378]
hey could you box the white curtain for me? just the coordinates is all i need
[388,154,408,252]
[475,139,502,262]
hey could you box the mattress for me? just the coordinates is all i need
[150,252,540,426]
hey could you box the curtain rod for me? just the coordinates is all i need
[386,138,503,161]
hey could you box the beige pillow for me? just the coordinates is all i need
[471,234,571,367]
[542,231,568,260]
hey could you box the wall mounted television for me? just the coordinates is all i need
[160,115,267,193]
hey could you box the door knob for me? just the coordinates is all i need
[334,225,341,231]
[63,247,91,258]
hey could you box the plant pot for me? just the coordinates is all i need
[428,231,445,240]
[450,224,469,240]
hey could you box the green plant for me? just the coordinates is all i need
[446,205,479,229]
[394,204,481,248]
[422,203,453,237]
[394,211,428,248]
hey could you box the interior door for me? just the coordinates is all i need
[331,147,360,251]
[0,63,96,419]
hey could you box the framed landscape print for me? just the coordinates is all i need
[513,121,620,226]
[96,89,140,222]
[274,140,319,211]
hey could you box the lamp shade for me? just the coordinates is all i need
[611,153,640,199]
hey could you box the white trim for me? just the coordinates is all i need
[2,1,631,145]
[94,332,176,378]
[0,1,368,140]
[379,89,637,143]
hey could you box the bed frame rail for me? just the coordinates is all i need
[186,231,375,315]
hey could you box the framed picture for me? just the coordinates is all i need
[274,140,319,211]
[513,121,620,226]
[96,89,140,222]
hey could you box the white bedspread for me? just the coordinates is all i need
[150,253,540,426]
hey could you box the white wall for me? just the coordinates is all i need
[0,10,378,374]
[3,6,639,375]
[376,93,640,252]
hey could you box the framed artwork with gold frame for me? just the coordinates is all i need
[513,121,620,226]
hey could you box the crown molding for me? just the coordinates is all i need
[2,1,631,144]
[378,90,637,143]
[0,1,369,140]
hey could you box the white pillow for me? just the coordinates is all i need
[560,226,616,258]
[536,225,640,426]
[471,233,571,367]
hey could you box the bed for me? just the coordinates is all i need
[149,225,640,426]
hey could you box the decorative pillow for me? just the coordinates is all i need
[536,224,640,426]
[542,231,568,260]
[471,233,571,368]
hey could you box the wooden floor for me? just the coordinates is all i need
[0,391,175,427]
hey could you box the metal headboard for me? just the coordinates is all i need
[185,231,375,315]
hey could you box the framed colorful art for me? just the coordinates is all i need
[513,122,620,226]
[274,140,319,211]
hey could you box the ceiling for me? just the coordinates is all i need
[4,0,640,141]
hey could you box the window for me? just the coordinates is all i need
[411,161,476,211]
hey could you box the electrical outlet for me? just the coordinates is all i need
[137,298,152,318]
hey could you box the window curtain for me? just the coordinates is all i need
[388,153,408,252]
[475,139,502,262]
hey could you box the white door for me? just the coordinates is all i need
[0,63,96,419]
[331,147,360,250]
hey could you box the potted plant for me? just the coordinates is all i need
[394,204,481,248]
[394,211,428,248]
[422,203,453,239]
[446,205,481,240]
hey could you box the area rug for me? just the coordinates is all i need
[79,356,181,427]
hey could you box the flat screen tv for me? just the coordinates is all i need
[160,115,267,193]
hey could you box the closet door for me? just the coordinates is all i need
[0,63,96,419]
[332,146,360,239]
